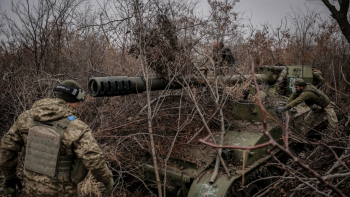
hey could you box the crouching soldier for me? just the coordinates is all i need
[0,80,114,196]
[279,78,338,135]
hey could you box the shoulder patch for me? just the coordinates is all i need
[67,115,76,121]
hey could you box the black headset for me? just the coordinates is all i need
[54,84,86,101]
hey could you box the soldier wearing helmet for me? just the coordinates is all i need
[279,78,338,134]
[0,80,114,196]
[212,41,235,68]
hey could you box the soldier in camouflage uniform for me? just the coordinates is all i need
[279,78,338,135]
[0,80,114,197]
[212,41,235,68]
[312,68,325,89]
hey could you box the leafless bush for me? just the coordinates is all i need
[1,0,350,197]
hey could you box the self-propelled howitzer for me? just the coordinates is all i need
[88,65,297,97]
[88,65,325,197]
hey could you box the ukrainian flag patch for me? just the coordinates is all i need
[67,115,76,121]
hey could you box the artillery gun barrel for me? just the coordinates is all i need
[209,74,278,85]
[88,76,179,97]
[88,74,279,97]
[265,65,287,72]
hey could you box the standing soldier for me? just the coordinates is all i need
[312,68,325,89]
[0,80,114,196]
[278,78,338,135]
[212,41,235,68]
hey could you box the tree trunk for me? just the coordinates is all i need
[322,0,350,44]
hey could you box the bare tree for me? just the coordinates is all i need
[321,0,350,44]
[287,5,321,65]
[0,0,85,73]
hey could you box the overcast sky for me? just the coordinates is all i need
[197,0,331,28]
[0,0,331,30]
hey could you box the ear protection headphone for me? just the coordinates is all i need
[54,84,86,101]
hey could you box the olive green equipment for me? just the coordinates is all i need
[2,171,23,195]
[24,116,88,183]
[70,157,89,184]
[88,65,327,197]
[306,84,330,108]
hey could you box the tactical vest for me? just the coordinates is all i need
[304,84,330,108]
[24,116,88,183]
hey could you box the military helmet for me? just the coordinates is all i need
[294,78,306,86]
[55,80,86,103]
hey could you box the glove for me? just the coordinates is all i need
[102,178,114,195]
[2,172,23,195]
[278,107,287,113]
[310,105,321,111]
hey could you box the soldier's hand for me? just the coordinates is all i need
[3,172,22,195]
[102,178,114,195]
[311,105,321,111]
[278,107,287,113]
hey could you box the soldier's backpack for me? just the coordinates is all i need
[307,85,330,108]
[24,116,88,183]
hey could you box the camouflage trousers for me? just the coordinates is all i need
[301,103,338,135]
[23,170,78,197]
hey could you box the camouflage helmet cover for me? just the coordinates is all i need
[294,78,306,86]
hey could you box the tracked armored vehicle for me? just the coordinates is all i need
[88,65,327,196]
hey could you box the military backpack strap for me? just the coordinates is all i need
[56,115,77,180]
[57,115,77,136]
[57,115,89,184]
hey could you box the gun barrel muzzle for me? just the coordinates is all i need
[88,76,147,97]
[88,76,175,97]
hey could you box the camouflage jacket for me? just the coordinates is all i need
[286,84,330,109]
[0,98,112,195]
[312,70,325,88]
